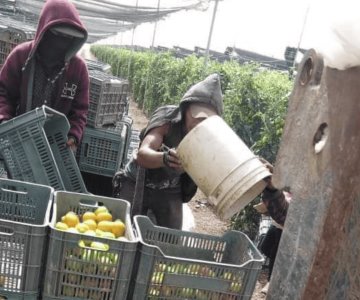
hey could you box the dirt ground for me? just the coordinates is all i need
[127,98,268,300]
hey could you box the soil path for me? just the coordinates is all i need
[127,97,267,299]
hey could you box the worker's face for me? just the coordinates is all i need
[37,29,74,62]
[184,108,206,133]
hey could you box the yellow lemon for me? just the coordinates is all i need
[96,212,113,222]
[76,223,90,233]
[82,211,96,222]
[83,219,97,230]
[94,206,108,215]
[62,212,80,228]
[95,229,105,236]
[97,220,113,232]
[90,241,109,251]
[84,230,96,236]
[78,240,86,247]
[67,228,79,234]
[101,231,115,239]
[112,219,126,237]
[55,222,68,231]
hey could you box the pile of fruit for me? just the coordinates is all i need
[55,205,127,242]
[147,262,242,298]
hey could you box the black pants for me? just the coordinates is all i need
[112,173,183,229]
[259,225,283,281]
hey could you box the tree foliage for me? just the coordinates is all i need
[91,45,294,239]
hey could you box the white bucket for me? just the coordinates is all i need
[177,116,271,220]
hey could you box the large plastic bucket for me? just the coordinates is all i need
[177,116,271,219]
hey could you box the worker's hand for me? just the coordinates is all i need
[163,148,183,170]
[259,157,276,191]
[66,136,77,152]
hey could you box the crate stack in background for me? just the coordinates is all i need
[87,70,129,128]
[0,26,35,70]
[78,66,133,196]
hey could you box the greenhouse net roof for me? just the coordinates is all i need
[0,0,210,42]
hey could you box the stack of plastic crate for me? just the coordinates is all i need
[132,216,264,299]
[0,26,31,70]
[42,191,137,300]
[0,105,87,193]
[87,70,129,128]
[85,59,111,74]
[0,178,54,299]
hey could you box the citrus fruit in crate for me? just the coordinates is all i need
[62,212,80,227]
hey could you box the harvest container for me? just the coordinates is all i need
[0,178,53,299]
[132,216,264,299]
[177,115,271,219]
[0,105,87,193]
[43,191,137,300]
[77,122,129,177]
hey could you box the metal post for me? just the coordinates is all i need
[203,0,220,74]
[127,0,139,79]
[151,0,161,48]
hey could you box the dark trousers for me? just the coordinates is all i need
[113,174,183,229]
[259,225,283,281]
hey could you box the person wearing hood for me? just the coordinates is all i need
[0,0,89,150]
[113,73,223,229]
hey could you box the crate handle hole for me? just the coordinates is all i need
[84,143,89,157]
[1,187,28,195]
[79,198,98,207]
[0,225,14,236]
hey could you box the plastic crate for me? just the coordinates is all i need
[85,59,111,74]
[0,178,54,299]
[43,191,137,300]
[0,27,27,67]
[88,70,129,128]
[77,122,129,177]
[0,105,87,193]
[132,216,264,299]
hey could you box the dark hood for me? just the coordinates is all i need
[30,0,88,63]
[179,73,223,116]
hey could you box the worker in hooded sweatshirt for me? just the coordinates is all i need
[113,73,224,229]
[0,0,89,150]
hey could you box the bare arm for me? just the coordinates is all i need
[136,124,182,169]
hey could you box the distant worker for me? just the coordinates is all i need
[113,73,224,229]
[0,0,89,150]
[255,159,291,294]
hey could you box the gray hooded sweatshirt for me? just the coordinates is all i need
[126,73,223,193]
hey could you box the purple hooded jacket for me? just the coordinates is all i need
[0,0,89,143]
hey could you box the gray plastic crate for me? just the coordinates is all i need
[0,178,54,299]
[132,216,264,299]
[0,105,87,193]
[88,70,129,128]
[77,122,129,177]
[43,191,137,300]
